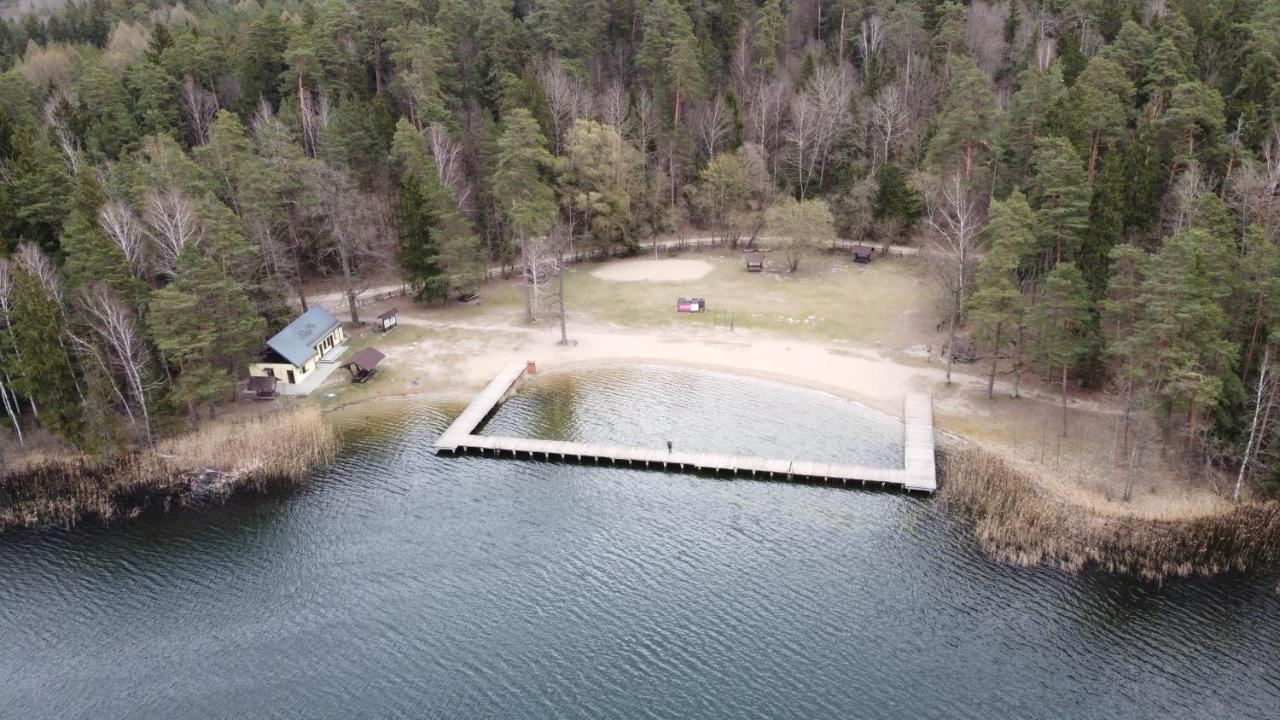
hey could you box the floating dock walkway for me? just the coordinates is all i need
[434,363,937,494]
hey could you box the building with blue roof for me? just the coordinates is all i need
[247,306,346,386]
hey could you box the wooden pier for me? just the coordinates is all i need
[434,363,937,494]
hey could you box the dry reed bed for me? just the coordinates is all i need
[940,447,1280,580]
[0,409,334,529]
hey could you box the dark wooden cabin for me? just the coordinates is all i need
[851,245,875,263]
[246,375,278,399]
[341,347,386,383]
[745,251,765,272]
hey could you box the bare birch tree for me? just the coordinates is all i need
[98,200,148,279]
[748,75,791,183]
[538,57,591,153]
[76,284,155,444]
[688,94,732,162]
[867,82,909,169]
[427,123,474,216]
[181,76,219,146]
[596,80,633,138]
[142,188,203,276]
[0,261,24,444]
[922,173,986,384]
[43,90,80,173]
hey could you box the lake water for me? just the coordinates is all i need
[2,367,1278,719]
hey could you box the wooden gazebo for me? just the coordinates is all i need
[851,245,875,264]
[341,347,385,383]
[745,251,765,272]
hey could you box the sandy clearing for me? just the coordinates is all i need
[591,258,715,283]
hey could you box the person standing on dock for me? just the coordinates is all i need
[666,440,673,453]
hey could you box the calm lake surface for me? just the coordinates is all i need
[2,366,1278,719]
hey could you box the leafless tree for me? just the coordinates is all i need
[181,76,219,146]
[922,173,986,384]
[74,284,155,444]
[427,123,474,216]
[1164,161,1213,235]
[15,242,64,307]
[538,57,591,153]
[1236,343,1275,501]
[784,65,853,198]
[867,82,909,169]
[688,94,733,162]
[596,80,633,138]
[632,88,659,160]
[728,20,753,96]
[747,75,792,183]
[1228,122,1280,240]
[42,90,80,174]
[966,1,1007,78]
[885,4,929,95]
[0,260,25,443]
[98,201,148,279]
[143,188,203,276]
[307,165,387,323]
[858,15,886,77]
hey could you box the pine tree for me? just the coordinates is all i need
[1002,65,1066,188]
[493,108,558,323]
[1124,230,1237,445]
[1031,262,1092,435]
[752,0,785,76]
[1029,136,1090,266]
[1060,57,1134,183]
[926,56,1001,186]
[968,191,1035,399]
[395,174,447,301]
[391,120,485,298]
[3,266,83,442]
[59,164,141,301]
[1102,243,1149,455]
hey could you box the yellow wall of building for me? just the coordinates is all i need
[247,326,344,384]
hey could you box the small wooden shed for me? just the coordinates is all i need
[745,251,765,272]
[851,245,875,264]
[377,307,398,332]
[341,347,385,383]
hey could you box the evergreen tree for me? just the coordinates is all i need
[752,0,785,76]
[3,266,83,442]
[1002,65,1066,188]
[1029,136,1090,266]
[494,108,558,323]
[1031,262,1092,435]
[968,191,1035,399]
[1060,57,1134,183]
[926,56,1001,186]
[395,174,447,301]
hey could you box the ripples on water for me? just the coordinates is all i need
[1,367,1278,719]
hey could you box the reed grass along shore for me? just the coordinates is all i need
[0,409,334,529]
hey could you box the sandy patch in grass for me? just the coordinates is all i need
[592,258,714,282]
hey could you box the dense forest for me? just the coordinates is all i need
[0,0,1278,492]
